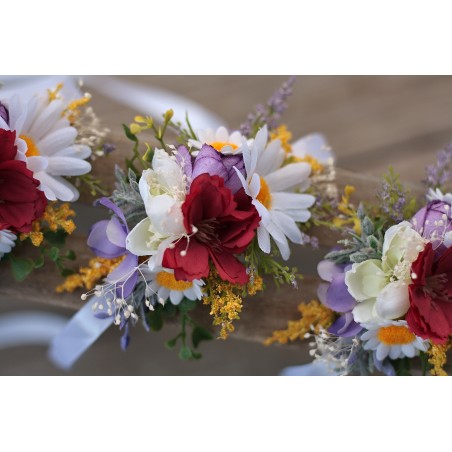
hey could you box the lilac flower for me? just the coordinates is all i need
[411,200,452,257]
[240,76,296,137]
[176,144,245,193]
[425,143,452,189]
[0,102,8,124]
[317,259,362,337]
[378,178,406,222]
[87,197,138,299]
[102,142,116,155]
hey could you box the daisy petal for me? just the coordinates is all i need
[46,157,91,176]
[35,172,79,202]
[257,225,271,254]
[266,162,311,192]
[36,127,77,155]
[270,211,303,244]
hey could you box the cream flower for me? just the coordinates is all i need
[361,320,429,361]
[345,222,425,323]
[125,149,186,269]
[189,126,249,155]
[235,126,315,260]
[0,92,92,201]
[147,267,204,305]
[0,230,16,261]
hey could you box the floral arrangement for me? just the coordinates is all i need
[56,77,335,361]
[266,148,452,376]
[0,83,110,281]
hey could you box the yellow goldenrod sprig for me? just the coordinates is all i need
[264,300,335,346]
[202,269,263,340]
[428,342,451,376]
[270,125,292,153]
[332,185,361,234]
[56,256,125,293]
[20,203,76,247]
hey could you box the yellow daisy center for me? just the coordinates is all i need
[377,325,415,345]
[256,176,272,209]
[156,271,193,291]
[20,135,40,157]
[210,141,238,153]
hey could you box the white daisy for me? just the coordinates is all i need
[0,230,16,261]
[0,92,92,202]
[361,320,429,361]
[291,132,335,164]
[235,125,315,260]
[188,126,249,155]
[147,267,204,305]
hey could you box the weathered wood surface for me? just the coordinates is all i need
[1,76,450,346]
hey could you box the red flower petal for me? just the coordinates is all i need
[0,129,17,162]
[162,238,210,282]
[209,249,249,285]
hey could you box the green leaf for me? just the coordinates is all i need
[192,326,213,348]
[361,217,374,236]
[11,257,35,282]
[191,351,202,360]
[178,346,192,360]
[122,124,138,143]
[65,250,76,261]
[165,335,180,350]
[179,298,197,313]
[61,268,75,277]
[43,229,67,247]
[147,309,163,331]
[49,247,60,261]
[162,302,177,318]
[34,256,45,269]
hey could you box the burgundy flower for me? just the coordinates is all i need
[407,242,452,344]
[0,129,47,233]
[162,174,260,284]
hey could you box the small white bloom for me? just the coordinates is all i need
[427,187,452,205]
[361,320,429,361]
[0,230,17,260]
[235,126,315,260]
[126,149,186,267]
[0,92,92,202]
[146,267,204,305]
[189,126,249,155]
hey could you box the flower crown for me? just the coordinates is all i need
[267,154,452,376]
[44,76,336,364]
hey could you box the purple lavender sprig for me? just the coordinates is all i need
[240,76,296,138]
[425,143,452,190]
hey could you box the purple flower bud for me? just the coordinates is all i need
[411,200,452,256]
[179,144,246,194]
[0,102,9,125]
